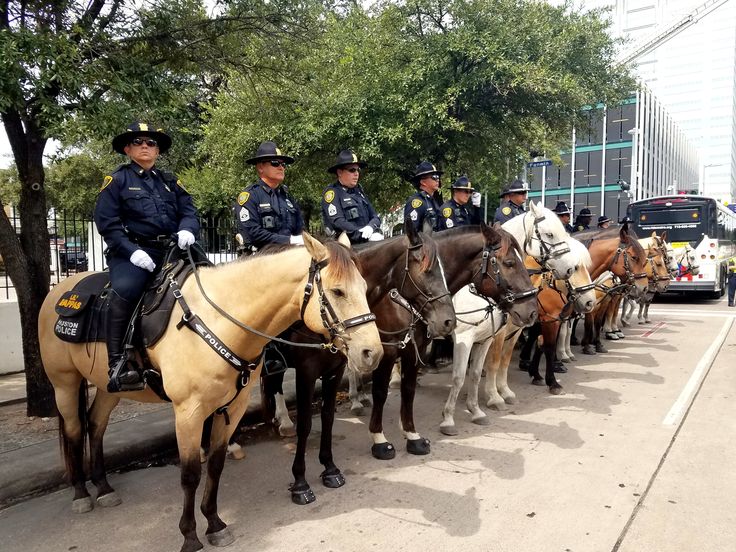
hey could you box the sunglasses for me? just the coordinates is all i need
[131,138,158,147]
[269,159,288,168]
[428,174,441,181]
[343,167,361,174]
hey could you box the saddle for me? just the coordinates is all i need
[53,244,212,347]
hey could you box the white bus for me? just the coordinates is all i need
[627,195,736,297]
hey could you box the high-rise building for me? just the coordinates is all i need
[583,0,736,201]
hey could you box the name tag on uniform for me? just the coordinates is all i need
[128,187,142,191]
[286,199,294,209]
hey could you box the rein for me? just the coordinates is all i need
[522,213,571,270]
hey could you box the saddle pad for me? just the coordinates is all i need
[54,272,111,343]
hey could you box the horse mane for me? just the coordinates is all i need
[233,240,361,279]
[567,237,593,269]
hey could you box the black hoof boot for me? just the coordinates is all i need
[289,484,316,505]
[406,437,431,455]
[320,469,346,488]
[519,359,532,372]
[553,361,567,373]
[595,342,608,353]
[582,344,596,355]
[371,442,396,460]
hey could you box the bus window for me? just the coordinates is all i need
[632,205,705,244]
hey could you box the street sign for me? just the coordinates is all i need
[527,160,553,168]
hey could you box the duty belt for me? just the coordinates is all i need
[128,234,173,249]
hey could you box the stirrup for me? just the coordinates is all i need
[107,356,145,393]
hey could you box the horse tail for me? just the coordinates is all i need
[58,379,89,480]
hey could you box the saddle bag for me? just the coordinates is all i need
[53,272,111,343]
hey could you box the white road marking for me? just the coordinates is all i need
[662,316,734,426]
[647,308,736,318]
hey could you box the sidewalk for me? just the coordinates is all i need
[0,369,322,508]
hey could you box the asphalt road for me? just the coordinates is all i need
[1,294,734,552]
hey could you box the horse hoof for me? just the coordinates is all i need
[560,356,571,363]
[360,397,372,407]
[487,401,507,411]
[350,405,364,416]
[321,471,346,488]
[568,355,576,361]
[207,528,235,547]
[406,437,431,455]
[504,395,517,405]
[440,424,458,436]
[181,539,204,552]
[472,416,491,426]
[553,363,567,374]
[531,378,545,386]
[72,496,93,514]
[290,487,316,505]
[371,442,396,460]
[621,319,630,327]
[605,332,619,340]
[278,424,297,438]
[549,386,565,396]
[518,360,531,372]
[582,345,596,355]
[595,344,608,353]
[96,491,122,508]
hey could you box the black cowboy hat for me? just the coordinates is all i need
[246,141,295,165]
[552,201,571,215]
[499,179,529,197]
[410,161,443,183]
[112,121,172,155]
[578,207,593,217]
[450,176,475,191]
[597,215,612,225]
[327,149,367,173]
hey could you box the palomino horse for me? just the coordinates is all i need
[368,224,538,461]
[40,233,382,552]
[260,222,455,505]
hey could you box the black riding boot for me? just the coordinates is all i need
[106,293,144,393]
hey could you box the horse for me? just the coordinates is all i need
[257,221,456,505]
[367,223,539,461]
[40,233,383,552]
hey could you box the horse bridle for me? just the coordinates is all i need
[606,241,648,287]
[473,242,538,308]
[397,244,451,321]
[523,214,571,270]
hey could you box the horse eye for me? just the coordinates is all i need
[331,288,345,298]
[504,259,515,267]
[546,232,553,238]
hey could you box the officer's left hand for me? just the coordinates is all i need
[471,192,482,207]
[177,230,195,249]
[359,225,374,239]
[368,232,384,241]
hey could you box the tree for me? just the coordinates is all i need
[0,0,320,415]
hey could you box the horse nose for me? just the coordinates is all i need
[443,318,455,331]
[361,348,379,369]
[527,309,538,324]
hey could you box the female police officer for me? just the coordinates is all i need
[94,122,200,392]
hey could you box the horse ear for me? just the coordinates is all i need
[660,230,668,242]
[650,231,657,239]
[303,232,328,261]
[620,221,630,243]
[481,220,502,245]
[529,200,538,214]
[337,232,351,249]
[404,215,422,247]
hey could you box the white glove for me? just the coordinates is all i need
[177,229,195,249]
[130,249,156,272]
[368,232,384,241]
[359,225,374,239]
[471,192,481,207]
[289,234,304,246]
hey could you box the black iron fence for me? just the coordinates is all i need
[0,207,239,300]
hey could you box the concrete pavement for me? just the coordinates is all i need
[0,302,23,374]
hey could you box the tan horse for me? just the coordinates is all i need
[39,233,382,552]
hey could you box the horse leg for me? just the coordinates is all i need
[55,378,92,513]
[265,371,296,437]
[484,326,507,410]
[557,322,570,362]
[369,352,398,460]
[318,364,347,489]
[398,348,430,455]
[543,322,564,394]
[87,389,122,507]
[440,337,472,436]
[570,316,580,345]
[348,370,365,416]
[564,319,576,361]
[518,323,538,371]
[290,367,317,505]
[529,340,545,386]
[465,340,493,426]
[643,301,651,323]
[582,312,595,355]
[388,361,401,389]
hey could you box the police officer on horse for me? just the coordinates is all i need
[552,201,575,234]
[493,179,528,224]
[573,207,593,232]
[94,122,200,393]
[234,141,304,251]
[440,176,482,229]
[321,149,383,243]
[404,161,444,232]
[597,215,612,229]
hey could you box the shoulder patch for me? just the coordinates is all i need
[502,206,512,215]
[445,218,454,229]
[176,179,188,193]
[324,190,335,203]
[443,207,453,218]
[411,198,423,209]
[237,191,250,205]
[327,204,337,217]
[100,175,113,192]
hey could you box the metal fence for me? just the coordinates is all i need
[0,207,239,300]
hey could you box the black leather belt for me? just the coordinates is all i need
[128,234,172,249]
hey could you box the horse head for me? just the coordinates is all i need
[643,234,672,293]
[618,223,649,298]
[402,217,456,337]
[474,222,538,327]
[565,238,596,313]
[302,232,382,374]
[524,201,577,280]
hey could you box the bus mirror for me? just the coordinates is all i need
[617,180,630,192]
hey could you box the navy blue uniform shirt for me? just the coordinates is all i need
[321,182,381,243]
[94,162,199,259]
[493,199,525,224]
[439,198,480,230]
[234,179,304,248]
[404,190,443,232]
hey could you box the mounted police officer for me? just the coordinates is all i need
[440,176,481,230]
[94,122,200,393]
[404,161,444,232]
[321,149,383,243]
[597,215,612,229]
[234,141,304,251]
[493,179,528,224]
[573,207,593,232]
[552,201,575,234]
